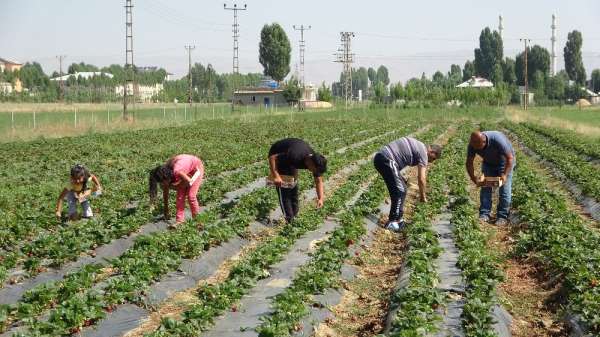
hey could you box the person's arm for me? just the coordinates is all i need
[500,153,514,183]
[177,171,191,185]
[268,154,283,187]
[90,174,102,191]
[56,188,68,218]
[466,155,483,186]
[162,182,170,220]
[314,175,324,208]
[417,166,428,202]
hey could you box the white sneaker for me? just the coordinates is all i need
[385,220,406,233]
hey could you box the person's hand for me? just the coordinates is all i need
[500,174,508,185]
[272,175,283,187]
[420,195,428,203]
[55,210,62,219]
[316,198,324,208]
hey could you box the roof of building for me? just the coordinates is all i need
[235,88,284,94]
[456,76,494,88]
[51,72,114,81]
[583,88,598,97]
[0,57,22,65]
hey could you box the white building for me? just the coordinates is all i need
[456,77,494,89]
[50,72,114,81]
[115,83,164,102]
[0,82,13,94]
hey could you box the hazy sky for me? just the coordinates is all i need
[1,0,599,84]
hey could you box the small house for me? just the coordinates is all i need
[233,88,287,107]
[456,76,494,89]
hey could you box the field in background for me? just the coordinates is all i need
[0,102,333,142]
[505,105,600,137]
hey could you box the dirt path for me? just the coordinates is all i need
[314,128,454,337]
[466,159,569,337]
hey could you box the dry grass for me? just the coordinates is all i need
[504,106,600,138]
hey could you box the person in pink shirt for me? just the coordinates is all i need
[149,154,204,226]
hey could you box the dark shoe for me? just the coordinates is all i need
[495,218,508,226]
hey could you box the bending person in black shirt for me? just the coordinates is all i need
[268,138,327,223]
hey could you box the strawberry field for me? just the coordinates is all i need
[0,107,598,337]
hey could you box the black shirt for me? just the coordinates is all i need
[268,138,321,177]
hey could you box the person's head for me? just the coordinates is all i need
[310,152,327,176]
[427,144,442,162]
[70,164,90,185]
[469,131,487,150]
[149,165,174,201]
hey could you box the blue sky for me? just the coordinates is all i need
[1,0,599,84]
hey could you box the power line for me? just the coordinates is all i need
[223,3,247,75]
[520,38,531,110]
[56,55,66,101]
[334,32,355,110]
[293,24,311,87]
[123,0,135,121]
[224,2,247,109]
[185,45,196,107]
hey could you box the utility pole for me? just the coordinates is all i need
[56,55,66,101]
[520,38,531,110]
[224,3,247,110]
[123,0,135,120]
[293,24,311,87]
[551,14,558,76]
[334,32,355,111]
[185,45,196,107]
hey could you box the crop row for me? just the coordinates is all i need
[0,120,389,283]
[511,153,600,332]
[146,153,377,336]
[2,123,414,336]
[253,124,448,336]
[385,132,455,336]
[521,122,600,160]
[444,126,503,337]
[502,121,600,200]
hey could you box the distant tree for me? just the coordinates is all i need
[259,23,291,82]
[490,63,504,85]
[448,64,462,84]
[317,82,332,102]
[502,57,517,85]
[282,76,301,103]
[19,62,50,90]
[474,27,503,79]
[353,67,369,96]
[376,65,390,86]
[367,67,376,86]
[373,82,388,103]
[545,72,567,100]
[463,60,475,81]
[591,69,600,93]
[390,82,404,100]
[564,30,586,85]
[515,45,550,86]
[432,71,445,84]
[67,62,99,74]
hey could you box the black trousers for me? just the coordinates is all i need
[276,184,299,223]
[373,152,407,222]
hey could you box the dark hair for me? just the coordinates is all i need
[71,164,90,190]
[311,153,327,175]
[429,144,442,159]
[149,165,174,201]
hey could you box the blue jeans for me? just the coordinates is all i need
[480,162,514,220]
[67,191,93,218]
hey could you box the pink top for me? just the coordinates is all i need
[172,154,202,183]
